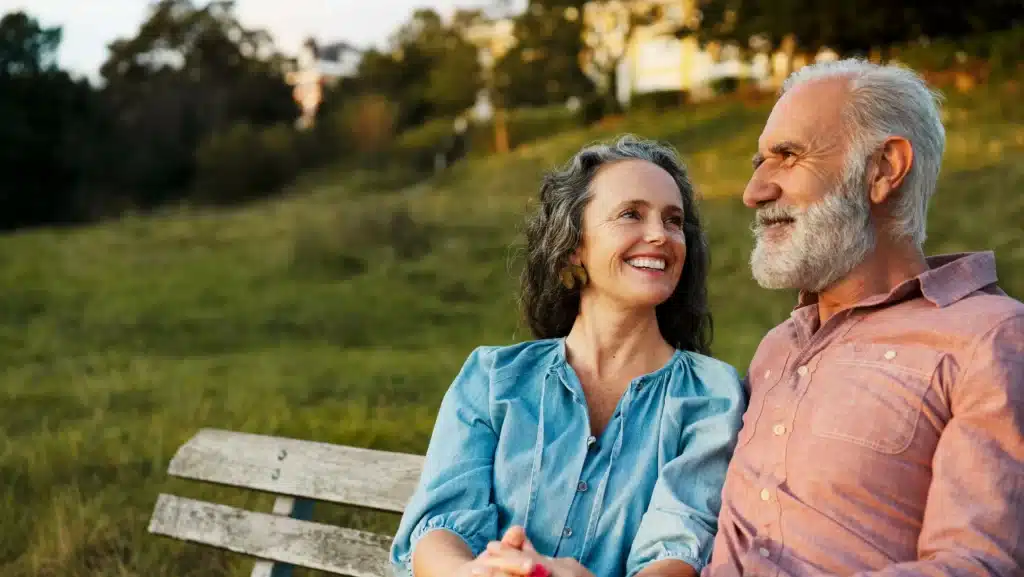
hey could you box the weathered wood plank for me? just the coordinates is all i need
[149,494,393,577]
[250,496,315,577]
[167,428,423,512]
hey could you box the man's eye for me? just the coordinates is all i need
[620,209,640,219]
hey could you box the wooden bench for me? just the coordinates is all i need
[148,428,424,576]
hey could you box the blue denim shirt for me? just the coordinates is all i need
[389,338,747,577]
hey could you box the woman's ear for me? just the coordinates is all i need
[569,245,584,267]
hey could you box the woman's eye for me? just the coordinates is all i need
[666,216,683,227]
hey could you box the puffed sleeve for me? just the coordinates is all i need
[626,358,747,576]
[389,346,501,577]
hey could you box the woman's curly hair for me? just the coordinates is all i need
[518,134,713,355]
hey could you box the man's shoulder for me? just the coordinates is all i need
[949,288,1024,328]
[949,291,1024,374]
[919,288,1024,358]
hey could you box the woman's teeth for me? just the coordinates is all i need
[626,257,666,271]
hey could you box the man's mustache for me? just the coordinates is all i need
[752,203,801,233]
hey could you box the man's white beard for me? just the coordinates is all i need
[749,160,876,293]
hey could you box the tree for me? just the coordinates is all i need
[98,0,298,205]
[0,10,60,75]
[0,11,96,229]
[579,0,660,112]
[425,16,484,117]
[350,8,482,130]
[495,0,593,108]
[684,0,1024,57]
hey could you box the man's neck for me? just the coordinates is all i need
[564,294,673,382]
[815,238,928,324]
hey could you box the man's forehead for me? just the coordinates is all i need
[759,77,849,149]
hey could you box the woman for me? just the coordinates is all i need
[389,135,746,577]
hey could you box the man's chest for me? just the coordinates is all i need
[727,322,957,524]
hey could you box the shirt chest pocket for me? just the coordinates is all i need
[809,344,942,455]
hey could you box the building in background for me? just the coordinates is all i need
[582,0,839,107]
[286,38,361,129]
[459,16,517,122]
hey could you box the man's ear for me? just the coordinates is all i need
[869,136,913,206]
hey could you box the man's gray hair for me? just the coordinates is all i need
[781,58,946,247]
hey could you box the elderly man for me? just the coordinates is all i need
[705,59,1023,577]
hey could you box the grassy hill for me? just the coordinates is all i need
[2,87,1022,577]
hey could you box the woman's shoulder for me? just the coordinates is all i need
[672,350,745,397]
[461,338,564,381]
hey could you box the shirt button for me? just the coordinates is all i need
[772,423,787,436]
[797,365,808,377]
[577,481,588,492]
[759,547,771,558]
[760,488,771,501]
[884,350,897,360]
[562,527,573,537]
[586,435,597,448]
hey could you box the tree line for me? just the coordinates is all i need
[1,0,1020,232]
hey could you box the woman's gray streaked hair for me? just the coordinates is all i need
[519,134,713,355]
[781,58,946,247]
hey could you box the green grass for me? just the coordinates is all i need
[2,86,1023,577]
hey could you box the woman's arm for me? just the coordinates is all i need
[634,558,698,577]
[625,359,747,577]
[410,529,478,577]
[389,347,503,577]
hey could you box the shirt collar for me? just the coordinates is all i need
[794,251,999,311]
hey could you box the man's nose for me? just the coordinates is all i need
[742,176,782,208]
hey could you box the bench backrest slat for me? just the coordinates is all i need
[168,428,424,513]
[149,493,393,577]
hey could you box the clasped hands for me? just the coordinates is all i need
[461,525,596,577]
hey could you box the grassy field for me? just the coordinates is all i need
[2,86,1023,577]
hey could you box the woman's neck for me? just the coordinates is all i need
[564,293,674,382]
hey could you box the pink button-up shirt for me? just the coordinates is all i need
[705,252,1024,577]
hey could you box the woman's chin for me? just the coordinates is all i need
[618,287,676,309]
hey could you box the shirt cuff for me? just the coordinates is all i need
[627,552,705,577]
[393,517,492,576]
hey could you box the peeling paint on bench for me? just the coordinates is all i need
[149,428,427,576]
[149,494,393,576]
[167,428,424,512]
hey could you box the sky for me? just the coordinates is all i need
[2,0,519,81]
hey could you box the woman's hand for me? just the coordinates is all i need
[477,526,596,577]
[450,552,528,577]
